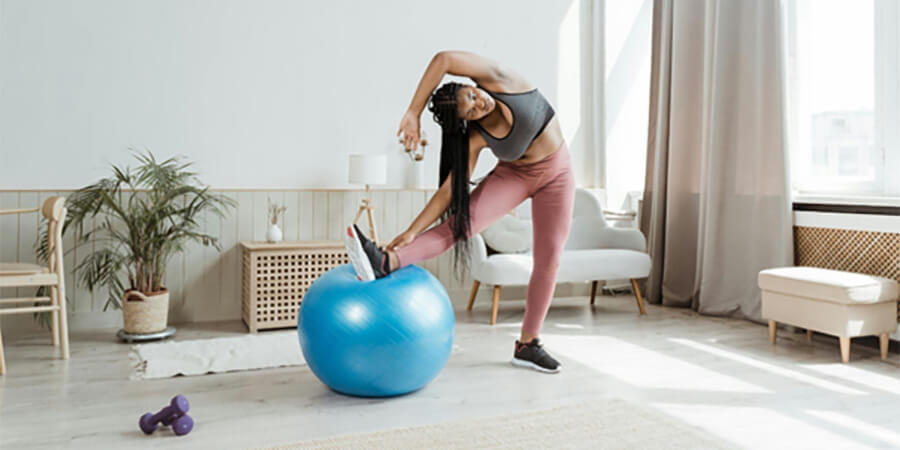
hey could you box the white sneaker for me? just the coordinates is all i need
[344,224,376,281]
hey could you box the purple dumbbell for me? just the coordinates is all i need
[168,414,194,436]
[140,395,194,436]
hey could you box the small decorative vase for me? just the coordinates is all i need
[266,224,283,243]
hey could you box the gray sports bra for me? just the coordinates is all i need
[471,87,555,162]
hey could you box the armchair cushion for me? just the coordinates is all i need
[481,214,532,254]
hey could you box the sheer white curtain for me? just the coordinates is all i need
[640,0,793,320]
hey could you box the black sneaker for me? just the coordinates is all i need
[344,224,390,281]
[511,338,561,374]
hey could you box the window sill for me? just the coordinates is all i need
[792,193,900,208]
[792,193,900,216]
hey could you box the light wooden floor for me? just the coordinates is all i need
[2,295,899,450]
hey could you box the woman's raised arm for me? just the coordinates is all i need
[398,51,513,151]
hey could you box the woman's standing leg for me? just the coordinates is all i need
[393,166,532,268]
[520,162,575,341]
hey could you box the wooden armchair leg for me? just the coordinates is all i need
[880,333,889,360]
[490,286,501,325]
[590,281,598,305]
[630,279,647,315]
[467,281,480,311]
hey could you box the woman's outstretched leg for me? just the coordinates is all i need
[392,166,530,268]
[346,165,532,281]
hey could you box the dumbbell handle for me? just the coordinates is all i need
[140,395,190,434]
[149,395,190,423]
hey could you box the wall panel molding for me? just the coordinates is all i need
[1,188,500,336]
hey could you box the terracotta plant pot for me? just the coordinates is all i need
[122,289,169,334]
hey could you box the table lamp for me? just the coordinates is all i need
[348,154,387,243]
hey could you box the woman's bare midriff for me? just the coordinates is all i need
[507,118,565,165]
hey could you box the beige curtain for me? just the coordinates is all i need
[640,0,793,320]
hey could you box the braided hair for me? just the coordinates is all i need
[428,82,471,278]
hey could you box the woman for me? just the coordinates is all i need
[345,51,574,374]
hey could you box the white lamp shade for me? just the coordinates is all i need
[348,154,387,185]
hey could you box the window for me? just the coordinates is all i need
[787,0,900,199]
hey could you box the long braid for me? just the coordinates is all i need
[428,82,471,278]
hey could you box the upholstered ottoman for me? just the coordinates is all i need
[759,267,898,363]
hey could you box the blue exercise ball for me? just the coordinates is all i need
[297,264,454,397]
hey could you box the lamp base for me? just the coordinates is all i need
[353,184,379,244]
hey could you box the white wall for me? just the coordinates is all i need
[0,0,596,189]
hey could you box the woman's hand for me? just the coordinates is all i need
[385,229,417,251]
[397,111,421,151]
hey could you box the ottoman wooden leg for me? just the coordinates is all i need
[880,333,889,360]
[839,337,850,363]
[768,320,776,344]
[807,329,813,343]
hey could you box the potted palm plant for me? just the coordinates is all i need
[56,151,234,335]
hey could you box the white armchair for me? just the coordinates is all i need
[467,188,651,324]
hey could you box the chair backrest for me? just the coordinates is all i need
[566,189,609,250]
[510,188,609,250]
[571,188,607,224]
[42,197,66,222]
[41,197,67,274]
[512,188,606,221]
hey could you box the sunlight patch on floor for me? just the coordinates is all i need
[552,323,585,330]
[800,363,900,395]
[544,334,768,393]
[654,403,875,450]
[806,409,900,448]
[670,338,866,395]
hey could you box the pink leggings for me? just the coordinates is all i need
[395,143,575,336]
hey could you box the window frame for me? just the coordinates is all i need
[787,0,900,202]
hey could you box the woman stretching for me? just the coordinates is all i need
[345,51,574,374]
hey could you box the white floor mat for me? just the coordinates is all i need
[130,331,305,380]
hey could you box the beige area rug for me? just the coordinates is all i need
[130,331,305,380]
[258,400,736,450]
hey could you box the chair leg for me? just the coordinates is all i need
[490,286,501,325]
[56,285,69,360]
[768,320,777,344]
[467,281,480,311]
[630,279,647,315]
[0,327,6,375]
[589,281,598,305]
[879,333,889,360]
[839,336,850,363]
[50,287,60,347]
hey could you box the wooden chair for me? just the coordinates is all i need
[0,197,69,375]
